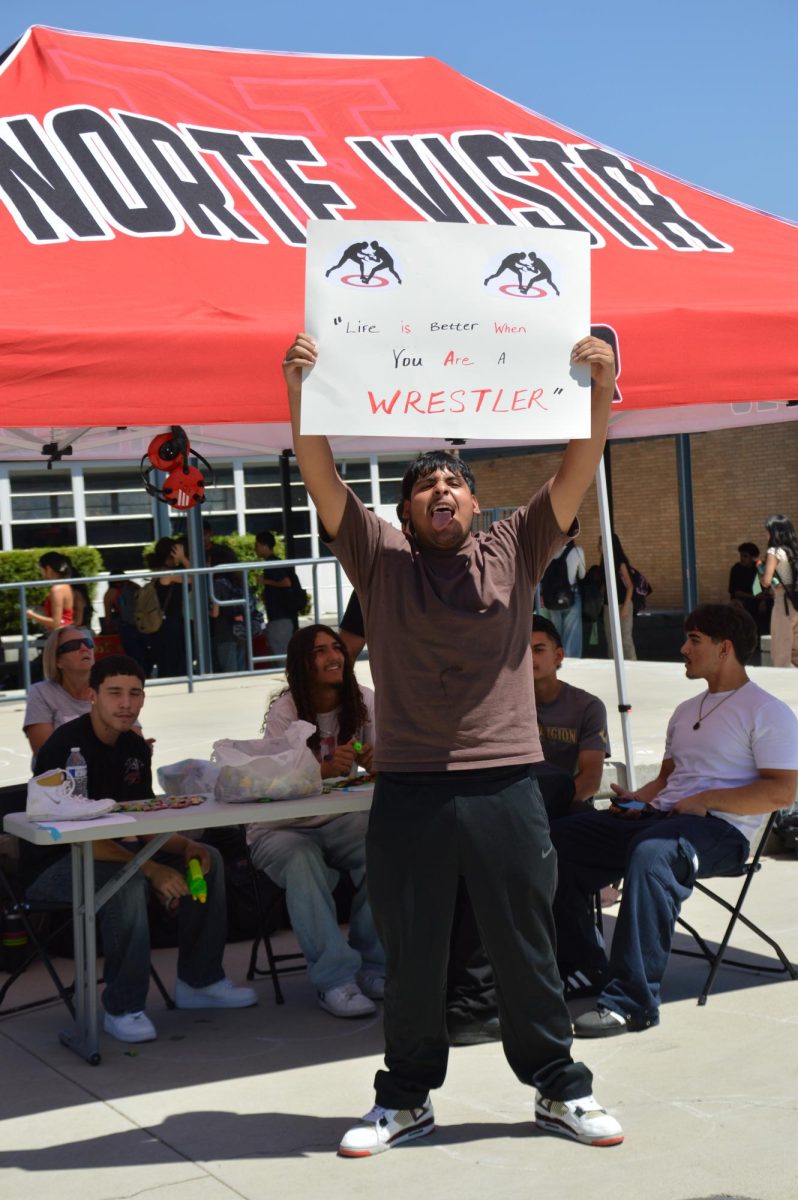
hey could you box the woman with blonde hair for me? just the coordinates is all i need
[23,624,95,761]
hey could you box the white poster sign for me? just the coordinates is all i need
[302,221,590,441]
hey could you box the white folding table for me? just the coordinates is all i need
[4,788,372,1064]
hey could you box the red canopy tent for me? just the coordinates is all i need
[0,24,796,459]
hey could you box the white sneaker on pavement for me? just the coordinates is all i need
[317,981,376,1018]
[535,1092,624,1146]
[356,970,385,1000]
[26,770,117,821]
[175,978,257,1009]
[338,1099,435,1157]
[103,1010,157,1043]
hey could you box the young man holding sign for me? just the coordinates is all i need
[282,331,621,1153]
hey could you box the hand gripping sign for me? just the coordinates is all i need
[303,221,591,441]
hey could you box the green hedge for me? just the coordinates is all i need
[0,546,105,636]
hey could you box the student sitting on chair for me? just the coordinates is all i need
[247,625,385,1018]
[551,604,798,1037]
[532,614,610,812]
[25,655,256,1044]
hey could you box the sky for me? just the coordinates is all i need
[1,0,796,223]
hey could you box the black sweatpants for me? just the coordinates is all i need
[445,764,578,1024]
[366,767,592,1109]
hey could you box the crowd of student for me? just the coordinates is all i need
[728,521,798,668]
[14,331,798,1161]
[22,522,307,686]
[538,517,798,670]
[23,507,798,684]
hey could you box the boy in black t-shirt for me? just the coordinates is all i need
[27,655,256,1043]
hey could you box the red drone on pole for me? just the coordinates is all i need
[140,427,213,510]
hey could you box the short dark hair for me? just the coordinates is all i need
[738,542,759,557]
[150,536,177,569]
[683,604,757,665]
[90,656,146,690]
[400,451,476,502]
[255,530,276,549]
[532,614,563,649]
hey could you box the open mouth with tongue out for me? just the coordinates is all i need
[430,504,455,531]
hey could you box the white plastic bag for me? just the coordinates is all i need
[156,758,220,797]
[211,721,321,802]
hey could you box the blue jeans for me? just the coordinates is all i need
[214,633,245,673]
[27,846,228,1015]
[547,592,583,658]
[266,618,294,658]
[248,812,384,992]
[551,809,749,1027]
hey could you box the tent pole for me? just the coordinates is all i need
[596,458,637,790]
[601,443,614,526]
[279,450,294,558]
[675,434,698,613]
[186,495,211,679]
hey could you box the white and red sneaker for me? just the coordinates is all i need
[338,1099,435,1157]
[535,1092,624,1146]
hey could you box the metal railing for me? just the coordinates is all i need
[0,554,350,698]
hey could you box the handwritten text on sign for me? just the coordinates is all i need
[302,222,590,440]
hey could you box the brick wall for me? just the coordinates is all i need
[469,423,798,610]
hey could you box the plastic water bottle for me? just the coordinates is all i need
[66,747,88,797]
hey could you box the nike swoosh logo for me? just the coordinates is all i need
[541,844,554,859]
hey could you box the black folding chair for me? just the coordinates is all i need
[1,859,78,1017]
[672,810,798,1005]
[1,784,173,1017]
[244,842,305,1005]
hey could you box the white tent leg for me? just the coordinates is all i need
[596,458,637,790]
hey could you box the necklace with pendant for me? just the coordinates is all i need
[692,680,749,730]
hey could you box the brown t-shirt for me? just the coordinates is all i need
[329,484,571,772]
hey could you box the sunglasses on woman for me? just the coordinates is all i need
[57,637,95,655]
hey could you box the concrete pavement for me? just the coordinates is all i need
[2,658,798,1200]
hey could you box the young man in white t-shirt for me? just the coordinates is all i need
[551,603,798,1036]
[247,624,384,1019]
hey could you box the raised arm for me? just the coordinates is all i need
[548,336,615,532]
[283,333,349,539]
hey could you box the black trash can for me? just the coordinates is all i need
[633,610,686,662]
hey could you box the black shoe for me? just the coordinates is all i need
[573,1006,630,1039]
[563,968,608,1001]
[448,1016,501,1046]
